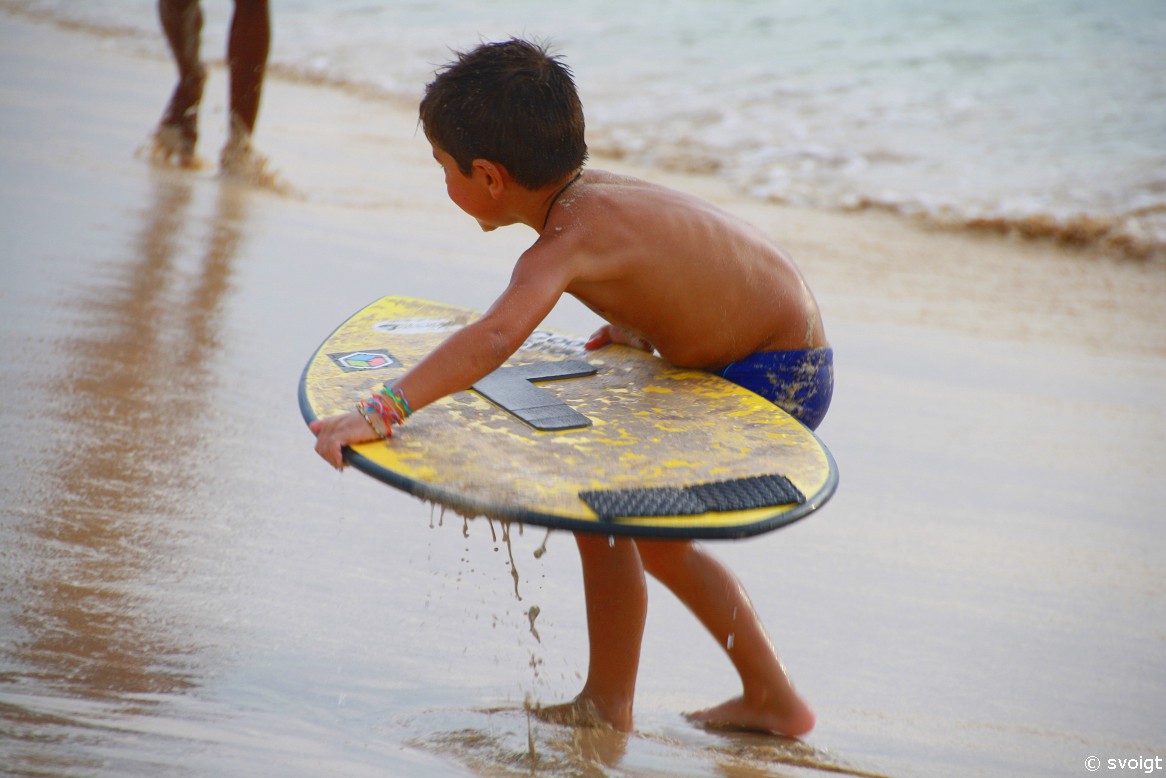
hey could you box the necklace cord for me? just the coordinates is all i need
[541,171,583,231]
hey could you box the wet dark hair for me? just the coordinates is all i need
[420,38,588,189]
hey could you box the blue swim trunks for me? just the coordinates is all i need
[715,347,834,431]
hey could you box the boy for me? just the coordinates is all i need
[311,39,831,737]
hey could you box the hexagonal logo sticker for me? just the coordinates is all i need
[328,349,401,372]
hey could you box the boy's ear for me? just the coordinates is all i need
[471,159,512,200]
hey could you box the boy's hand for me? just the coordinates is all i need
[309,411,379,470]
[585,324,654,353]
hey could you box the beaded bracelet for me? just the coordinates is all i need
[355,384,412,440]
[377,384,412,418]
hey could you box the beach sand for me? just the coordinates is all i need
[1,12,1163,778]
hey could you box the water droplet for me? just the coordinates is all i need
[533,528,551,558]
[527,605,542,643]
[502,521,522,601]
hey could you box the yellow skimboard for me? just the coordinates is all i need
[299,296,837,539]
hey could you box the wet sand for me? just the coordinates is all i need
[1,12,1164,778]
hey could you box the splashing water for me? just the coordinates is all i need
[533,528,551,559]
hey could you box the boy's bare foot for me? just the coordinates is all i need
[531,696,625,731]
[686,694,816,738]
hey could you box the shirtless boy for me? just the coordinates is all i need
[311,39,832,737]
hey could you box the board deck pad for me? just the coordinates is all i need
[299,296,838,539]
[580,474,806,520]
[471,360,597,430]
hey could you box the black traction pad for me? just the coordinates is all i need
[471,359,597,431]
[580,473,806,521]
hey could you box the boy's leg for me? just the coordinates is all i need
[538,534,646,732]
[155,0,206,164]
[636,539,815,737]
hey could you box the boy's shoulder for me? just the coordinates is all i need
[577,169,716,211]
[564,169,729,235]
[542,169,651,236]
[531,168,744,271]
[577,168,649,192]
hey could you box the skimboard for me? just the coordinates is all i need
[299,296,837,539]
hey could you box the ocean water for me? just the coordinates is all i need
[6,0,1165,257]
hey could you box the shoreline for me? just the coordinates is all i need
[2,2,1164,266]
[53,0,1158,361]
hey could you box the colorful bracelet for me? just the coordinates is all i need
[356,396,395,439]
[355,384,412,440]
[377,384,412,419]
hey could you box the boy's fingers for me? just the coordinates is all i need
[317,440,342,470]
[585,326,612,350]
[585,326,653,353]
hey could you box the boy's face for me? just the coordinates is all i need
[431,145,500,232]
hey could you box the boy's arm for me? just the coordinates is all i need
[311,249,571,468]
[393,279,559,410]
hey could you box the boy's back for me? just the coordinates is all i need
[522,169,829,370]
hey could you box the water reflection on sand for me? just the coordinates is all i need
[3,169,245,770]
[0,164,650,775]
